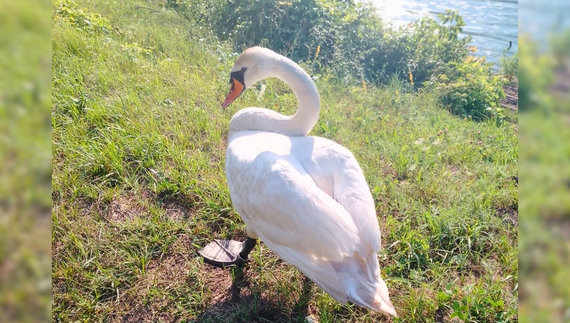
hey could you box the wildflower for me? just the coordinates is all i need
[395,90,399,96]
[362,79,367,90]
[408,71,414,86]
[315,45,321,60]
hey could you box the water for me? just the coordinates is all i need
[519,0,570,50]
[370,0,518,65]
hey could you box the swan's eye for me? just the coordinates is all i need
[230,68,246,89]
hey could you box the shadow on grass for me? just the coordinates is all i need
[197,267,314,323]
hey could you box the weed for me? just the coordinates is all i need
[499,53,518,85]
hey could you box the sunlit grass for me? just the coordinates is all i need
[52,0,518,322]
[0,0,51,322]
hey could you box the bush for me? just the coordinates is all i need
[170,0,508,121]
[365,10,471,87]
[210,0,383,83]
[53,0,111,34]
[428,56,505,121]
[172,0,471,87]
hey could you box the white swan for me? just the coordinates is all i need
[201,47,397,317]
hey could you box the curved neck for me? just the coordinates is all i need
[229,56,320,137]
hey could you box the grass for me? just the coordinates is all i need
[0,0,52,322]
[51,0,518,321]
[518,109,570,323]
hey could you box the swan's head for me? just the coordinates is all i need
[222,47,275,108]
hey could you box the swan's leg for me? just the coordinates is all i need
[239,227,258,261]
[238,237,257,261]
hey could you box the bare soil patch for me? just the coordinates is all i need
[496,206,518,227]
[103,194,147,222]
[500,84,518,111]
[434,305,449,323]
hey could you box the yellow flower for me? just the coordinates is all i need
[395,90,399,96]
[408,71,414,86]
[361,79,367,90]
[315,45,321,60]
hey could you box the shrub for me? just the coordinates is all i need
[170,0,508,122]
[209,0,383,82]
[172,0,471,88]
[53,0,111,34]
[428,56,505,121]
[365,10,471,87]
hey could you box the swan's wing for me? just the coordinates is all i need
[332,154,382,253]
[226,150,363,262]
[295,138,382,254]
[226,135,394,314]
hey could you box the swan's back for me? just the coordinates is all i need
[226,131,396,316]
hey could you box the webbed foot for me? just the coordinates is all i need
[199,237,257,268]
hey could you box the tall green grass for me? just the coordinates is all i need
[52,0,518,321]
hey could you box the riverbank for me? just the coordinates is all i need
[501,84,519,111]
[371,0,518,65]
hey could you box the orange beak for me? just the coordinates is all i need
[222,78,245,109]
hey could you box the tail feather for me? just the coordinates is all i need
[270,243,397,317]
[348,279,398,317]
[344,253,398,317]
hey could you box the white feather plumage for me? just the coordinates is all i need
[223,47,397,317]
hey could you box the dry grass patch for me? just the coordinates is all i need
[104,194,147,222]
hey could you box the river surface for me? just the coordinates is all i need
[370,0,518,65]
[519,0,570,50]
